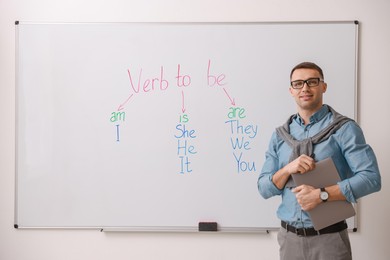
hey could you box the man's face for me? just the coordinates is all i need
[289,68,327,113]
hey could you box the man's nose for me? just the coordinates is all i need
[301,82,310,91]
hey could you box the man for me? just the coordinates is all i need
[258,62,381,260]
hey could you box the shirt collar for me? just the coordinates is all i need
[294,105,329,126]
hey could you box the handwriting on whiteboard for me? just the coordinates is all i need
[110,59,258,174]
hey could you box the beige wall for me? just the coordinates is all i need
[1,0,389,259]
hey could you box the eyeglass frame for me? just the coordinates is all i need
[290,78,324,89]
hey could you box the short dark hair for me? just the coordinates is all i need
[290,62,324,80]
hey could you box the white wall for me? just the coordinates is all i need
[0,0,389,259]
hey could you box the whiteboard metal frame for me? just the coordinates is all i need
[14,20,359,232]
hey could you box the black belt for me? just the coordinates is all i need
[281,220,347,236]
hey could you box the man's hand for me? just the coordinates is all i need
[285,154,316,175]
[272,154,316,190]
[293,185,321,211]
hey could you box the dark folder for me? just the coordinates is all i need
[291,157,355,230]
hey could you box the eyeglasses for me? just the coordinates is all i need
[290,78,324,89]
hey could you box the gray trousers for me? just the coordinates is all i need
[277,227,352,260]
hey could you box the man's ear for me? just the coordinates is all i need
[322,82,328,93]
[289,87,294,96]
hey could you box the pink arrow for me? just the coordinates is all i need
[117,93,134,111]
[223,88,236,106]
[181,90,186,113]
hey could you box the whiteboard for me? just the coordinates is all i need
[15,22,358,231]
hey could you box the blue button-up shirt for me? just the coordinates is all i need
[258,105,381,228]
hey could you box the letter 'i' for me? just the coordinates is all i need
[116,124,120,142]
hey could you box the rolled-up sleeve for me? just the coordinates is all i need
[258,132,284,199]
[337,122,381,203]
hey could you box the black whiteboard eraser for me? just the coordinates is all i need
[198,222,218,231]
